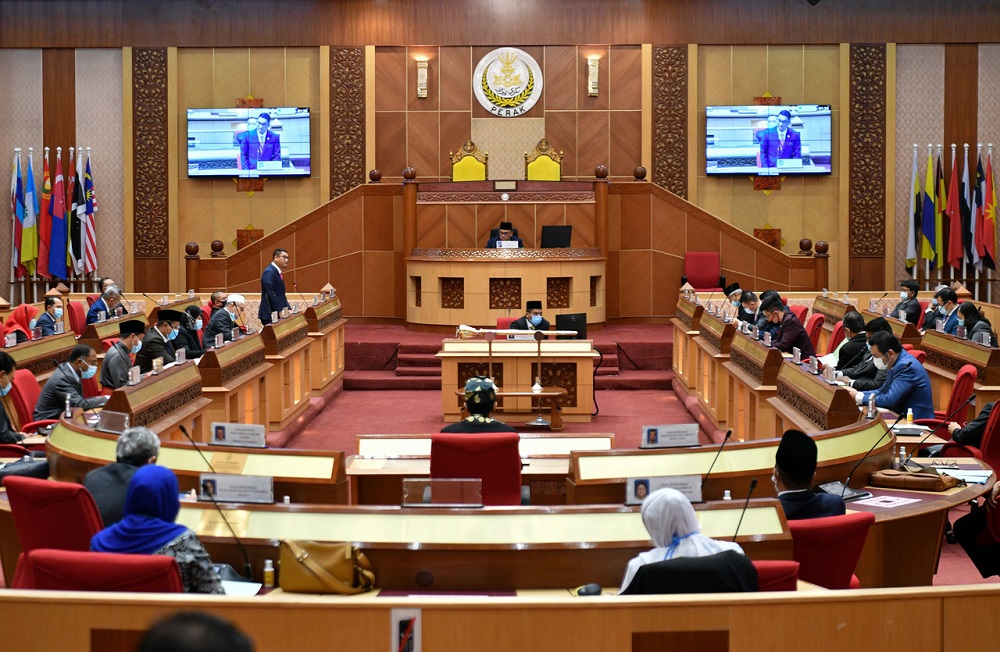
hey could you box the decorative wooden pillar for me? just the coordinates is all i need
[403,167,417,255]
[652,46,688,199]
[814,241,830,291]
[132,48,169,292]
[593,166,609,257]
[185,243,200,292]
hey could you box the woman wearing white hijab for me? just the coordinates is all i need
[619,488,745,592]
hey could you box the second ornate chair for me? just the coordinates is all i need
[450,140,488,181]
[525,138,562,181]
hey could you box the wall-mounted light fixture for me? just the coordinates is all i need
[416,58,429,98]
[587,55,600,97]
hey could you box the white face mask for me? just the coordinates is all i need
[873,354,889,370]
[900,291,907,299]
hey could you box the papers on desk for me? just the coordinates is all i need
[222,580,263,597]
[853,495,922,508]
[891,424,931,436]
[939,469,993,485]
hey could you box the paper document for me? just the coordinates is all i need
[853,495,922,508]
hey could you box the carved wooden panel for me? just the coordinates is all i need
[848,44,887,257]
[731,349,764,383]
[219,350,267,386]
[547,277,570,309]
[776,383,827,429]
[490,278,521,310]
[441,277,464,309]
[702,329,721,352]
[457,362,505,409]
[132,383,203,427]
[530,362,578,408]
[413,276,422,308]
[331,48,366,199]
[132,48,169,258]
[652,46,688,199]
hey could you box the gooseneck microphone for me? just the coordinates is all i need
[702,429,732,491]
[843,279,855,304]
[901,393,977,469]
[179,425,254,580]
[840,411,907,497]
[293,283,308,313]
[731,478,757,542]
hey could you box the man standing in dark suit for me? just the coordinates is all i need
[35,296,63,337]
[509,300,550,332]
[774,429,846,520]
[135,310,182,374]
[101,319,146,390]
[759,110,801,170]
[83,426,159,526]
[240,111,282,171]
[259,248,292,325]
[760,294,815,359]
[889,279,922,326]
[34,344,109,420]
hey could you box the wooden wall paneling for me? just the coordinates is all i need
[651,250,679,315]
[446,203,476,248]
[440,111,472,179]
[606,249,620,318]
[363,250,395,316]
[565,203,595,248]
[330,251,363,316]
[439,47,472,112]
[331,198,363,259]
[406,111,440,179]
[652,45,688,198]
[578,45,610,112]
[362,194,395,251]
[374,111,407,180]
[620,193,652,251]
[610,111,642,179]
[42,49,75,156]
[544,111,577,179]
[543,46,577,112]
[331,47,366,199]
[476,204,506,247]
[414,204,446,248]
[617,249,653,317]
[651,196,686,257]
[577,111,610,178]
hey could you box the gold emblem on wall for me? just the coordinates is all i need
[473,48,543,117]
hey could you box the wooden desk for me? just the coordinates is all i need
[438,338,598,423]
[349,432,615,505]
[77,311,143,353]
[303,297,346,393]
[693,310,736,427]
[670,295,703,394]
[260,314,313,431]
[102,361,212,442]
[768,360,862,433]
[811,295,856,354]
[920,329,1000,418]
[197,333,271,426]
[724,329,784,441]
[456,387,567,431]
[5,331,76,389]
[147,295,200,324]
[861,309,922,348]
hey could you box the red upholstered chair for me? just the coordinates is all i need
[914,364,977,431]
[67,300,87,337]
[788,304,808,324]
[430,432,523,506]
[909,348,926,363]
[805,313,824,353]
[497,317,516,330]
[85,293,99,307]
[21,549,183,593]
[3,476,105,588]
[827,320,845,355]
[0,443,32,457]
[940,401,1000,468]
[916,301,929,330]
[788,512,875,589]
[9,369,58,433]
[100,337,119,354]
[751,560,800,592]
[680,252,725,292]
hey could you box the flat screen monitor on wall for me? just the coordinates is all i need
[705,104,832,176]
[540,225,573,248]
[186,107,311,178]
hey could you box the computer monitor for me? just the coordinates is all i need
[555,313,587,340]
[540,225,572,248]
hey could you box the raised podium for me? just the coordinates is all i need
[260,313,313,430]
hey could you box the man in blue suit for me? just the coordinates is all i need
[86,286,124,325]
[759,110,801,169]
[925,287,960,335]
[852,331,935,419]
[258,248,291,325]
[773,429,846,520]
[239,112,282,171]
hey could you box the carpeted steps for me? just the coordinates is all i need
[344,370,441,390]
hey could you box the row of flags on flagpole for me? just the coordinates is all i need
[9,147,98,282]
[905,144,997,275]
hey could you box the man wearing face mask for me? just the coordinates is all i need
[737,290,758,324]
[849,331,934,419]
[889,280,921,326]
[0,352,26,444]
[924,287,960,334]
[509,300,550,332]
[759,294,815,359]
[34,344,109,421]
[837,317,893,389]
[205,294,246,344]
[36,296,64,337]
[101,320,146,390]
[723,282,742,313]
[135,310,183,374]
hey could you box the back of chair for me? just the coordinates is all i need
[789,304,808,324]
[909,349,927,363]
[805,313,824,352]
[3,476,104,553]
[946,364,978,427]
[788,512,875,589]
[752,560,800,591]
[497,317,516,330]
[9,368,43,430]
[430,432,522,506]
[0,443,31,457]
[85,294,99,307]
[23,549,183,593]
[620,551,758,595]
[682,252,722,291]
[916,301,928,330]
[827,320,845,355]
[67,300,86,337]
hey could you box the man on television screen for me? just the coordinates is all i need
[240,112,282,170]
[759,110,801,170]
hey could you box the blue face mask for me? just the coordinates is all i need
[0,375,11,396]
[131,341,143,354]
[28,319,37,329]
[53,308,63,320]
[195,318,203,330]
[530,315,543,326]
[81,364,97,380]
[731,300,739,308]
[167,329,178,341]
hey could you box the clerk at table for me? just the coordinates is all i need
[850,331,934,419]
[759,294,815,359]
[486,221,523,248]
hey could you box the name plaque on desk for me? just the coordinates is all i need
[627,474,702,505]
[199,472,274,504]
[640,424,699,449]
[211,422,267,448]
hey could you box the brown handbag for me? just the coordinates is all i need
[869,468,963,492]
[278,539,375,594]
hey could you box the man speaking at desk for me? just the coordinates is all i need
[759,110,801,170]
[849,331,934,419]
[510,300,549,332]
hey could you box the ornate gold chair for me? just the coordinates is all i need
[524,138,563,181]
[450,140,489,181]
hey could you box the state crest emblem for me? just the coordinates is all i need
[473,48,543,117]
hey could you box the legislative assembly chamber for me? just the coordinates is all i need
[3,1,1000,650]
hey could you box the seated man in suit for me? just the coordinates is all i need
[773,429,846,520]
[100,319,146,390]
[86,286,124,325]
[34,344,109,420]
[204,294,245,344]
[486,221,523,248]
[35,296,63,337]
[83,426,159,526]
[923,401,997,457]
[134,310,182,374]
[759,294,815,359]
[509,300,550,332]
[924,287,960,334]
[441,376,517,433]
[737,290,758,325]
[834,311,868,372]
[723,282,742,312]
[837,316,892,390]
[754,290,781,338]
[889,279,922,326]
[209,291,227,316]
[849,331,934,419]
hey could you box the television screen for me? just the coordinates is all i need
[186,107,311,178]
[540,225,572,248]
[705,105,832,176]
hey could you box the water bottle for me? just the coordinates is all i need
[64,395,72,419]
[867,394,876,419]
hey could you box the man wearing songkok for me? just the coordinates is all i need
[101,319,146,390]
[135,309,183,374]
[441,376,517,433]
[773,429,846,520]
[509,300,550,332]
[486,221,523,248]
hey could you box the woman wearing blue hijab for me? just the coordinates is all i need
[91,465,223,594]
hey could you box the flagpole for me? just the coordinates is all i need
[10,148,19,305]
[926,143,932,290]
[27,146,35,304]
[989,142,994,305]
[42,145,49,293]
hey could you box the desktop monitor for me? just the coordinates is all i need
[540,225,572,248]
[555,313,587,340]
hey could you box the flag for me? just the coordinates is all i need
[905,147,919,273]
[48,152,68,280]
[69,151,85,276]
[973,153,985,271]
[935,152,947,269]
[946,148,963,269]
[960,149,975,267]
[920,152,936,265]
[21,152,38,276]
[37,151,52,279]
[10,154,25,278]
[984,150,997,270]
[83,153,98,274]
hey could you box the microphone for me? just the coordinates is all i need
[705,288,719,313]
[293,282,308,313]
[731,478,757,542]
[178,425,254,580]
[119,294,135,314]
[840,411,907,497]
[701,430,732,492]
[836,343,870,377]
[843,278,855,304]
[874,291,888,310]
[901,393,977,469]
